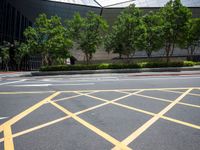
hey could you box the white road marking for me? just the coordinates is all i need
[37,76,200,83]
[0,79,27,86]
[11,83,95,87]
[41,77,119,82]
[0,116,9,120]
[12,84,51,87]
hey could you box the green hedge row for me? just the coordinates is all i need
[40,61,199,71]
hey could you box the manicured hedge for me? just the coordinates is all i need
[40,61,198,71]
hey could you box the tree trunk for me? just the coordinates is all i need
[5,62,9,71]
[188,46,196,61]
[119,53,122,59]
[170,41,175,56]
[146,50,152,58]
[42,53,49,66]
[166,43,171,63]
[85,53,89,65]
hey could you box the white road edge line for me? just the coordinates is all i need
[39,76,200,83]
[10,83,95,87]
[0,117,9,120]
[0,79,27,86]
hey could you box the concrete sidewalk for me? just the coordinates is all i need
[0,72,31,78]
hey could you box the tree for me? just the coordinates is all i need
[160,0,192,62]
[180,18,200,59]
[104,27,124,59]
[67,12,108,64]
[141,11,164,57]
[24,14,72,66]
[65,13,84,41]
[0,41,10,71]
[15,42,30,70]
[105,4,145,60]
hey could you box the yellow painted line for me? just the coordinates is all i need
[0,89,199,145]
[111,102,155,116]
[134,93,172,103]
[0,91,137,143]
[52,91,97,103]
[178,102,200,108]
[4,126,14,150]
[112,88,193,149]
[1,101,199,144]
[60,87,200,93]
[0,87,199,95]
[74,91,107,102]
[114,101,200,129]
[77,90,200,129]
[49,100,132,150]
[159,89,200,97]
[0,91,55,95]
[117,90,200,108]
[188,92,200,97]
[13,116,69,139]
[0,102,111,143]
[161,116,200,129]
[74,90,143,103]
[0,92,60,131]
[134,93,200,109]
[0,126,3,133]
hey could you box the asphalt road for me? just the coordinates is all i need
[0,71,200,150]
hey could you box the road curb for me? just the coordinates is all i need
[31,66,200,76]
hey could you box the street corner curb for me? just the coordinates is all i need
[31,66,200,76]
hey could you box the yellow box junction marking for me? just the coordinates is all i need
[159,89,200,97]
[0,92,60,150]
[118,90,200,109]
[112,88,193,150]
[0,87,199,150]
[0,90,140,143]
[1,88,199,144]
[0,87,199,95]
[48,100,132,150]
[52,91,97,103]
[77,90,200,129]
[0,92,60,130]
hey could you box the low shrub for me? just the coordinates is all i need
[40,61,197,71]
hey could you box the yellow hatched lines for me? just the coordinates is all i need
[0,91,138,144]
[49,100,132,150]
[0,91,140,150]
[112,89,193,150]
[0,92,60,130]
[0,87,199,95]
[0,92,60,150]
[0,87,199,150]
[159,89,200,97]
[75,90,200,129]
[118,91,200,109]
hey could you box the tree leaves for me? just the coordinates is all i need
[24,14,72,66]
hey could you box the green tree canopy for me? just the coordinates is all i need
[24,14,72,66]
[180,18,200,57]
[160,0,192,62]
[0,41,10,71]
[105,4,145,59]
[67,12,108,64]
[141,11,164,57]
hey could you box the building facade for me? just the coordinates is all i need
[0,0,200,65]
